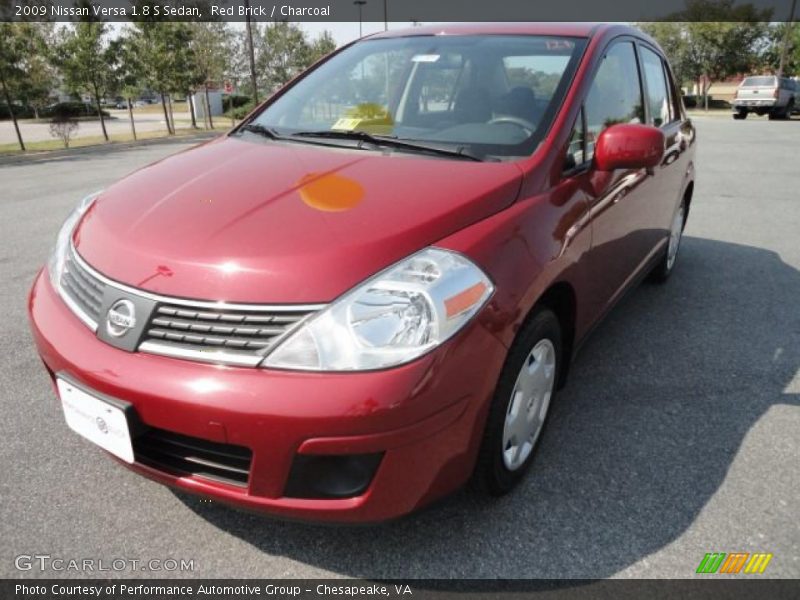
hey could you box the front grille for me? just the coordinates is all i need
[60,247,106,326]
[140,304,313,366]
[134,427,253,487]
[60,245,324,367]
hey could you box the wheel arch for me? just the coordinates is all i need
[527,281,577,389]
[682,179,694,225]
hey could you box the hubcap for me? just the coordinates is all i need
[502,339,556,471]
[667,205,685,270]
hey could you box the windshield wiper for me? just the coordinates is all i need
[291,130,484,162]
[239,123,286,139]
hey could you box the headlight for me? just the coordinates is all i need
[47,191,101,290]
[262,248,494,371]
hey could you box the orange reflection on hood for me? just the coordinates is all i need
[297,171,364,212]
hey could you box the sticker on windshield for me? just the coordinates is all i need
[332,118,363,131]
[411,54,440,63]
[546,40,575,51]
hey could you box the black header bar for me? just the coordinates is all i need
[2,0,797,22]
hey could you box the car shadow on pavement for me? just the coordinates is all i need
[175,236,799,578]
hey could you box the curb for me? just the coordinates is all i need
[0,131,223,166]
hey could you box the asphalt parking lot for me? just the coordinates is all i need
[1,117,798,579]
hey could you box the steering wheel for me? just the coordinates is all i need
[487,116,536,136]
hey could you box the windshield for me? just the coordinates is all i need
[742,76,776,87]
[249,35,586,160]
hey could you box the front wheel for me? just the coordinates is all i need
[473,308,562,495]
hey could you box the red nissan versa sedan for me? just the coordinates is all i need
[28,23,695,523]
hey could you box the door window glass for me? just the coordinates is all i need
[640,46,671,127]
[584,42,644,161]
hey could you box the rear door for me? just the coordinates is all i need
[636,43,690,252]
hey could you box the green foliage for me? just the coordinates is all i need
[257,22,312,92]
[224,100,256,120]
[14,23,57,118]
[127,21,195,96]
[54,22,115,101]
[638,0,772,104]
[190,22,232,89]
[761,23,800,75]
[0,103,36,120]
[310,31,337,63]
[256,23,338,92]
[107,34,144,101]
[52,20,116,139]
[0,23,54,113]
[43,102,109,119]
[226,94,253,109]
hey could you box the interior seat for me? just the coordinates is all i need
[453,87,492,124]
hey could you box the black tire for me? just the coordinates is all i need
[768,110,779,120]
[650,198,688,283]
[473,308,562,496]
[784,102,794,119]
[733,110,747,120]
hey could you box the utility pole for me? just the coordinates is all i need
[244,0,259,104]
[777,0,797,78]
[354,0,366,38]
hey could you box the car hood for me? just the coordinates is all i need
[74,135,522,303]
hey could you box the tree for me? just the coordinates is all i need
[687,21,769,109]
[761,23,800,75]
[54,21,115,141]
[108,32,144,140]
[16,23,57,119]
[639,1,771,110]
[164,24,198,130]
[309,31,337,64]
[679,1,770,110]
[257,22,313,93]
[49,115,79,148]
[128,20,195,135]
[189,22,232,129]
[0,23,31,150]
[637,22,698,92]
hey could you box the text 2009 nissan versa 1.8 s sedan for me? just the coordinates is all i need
[29,23,695,523]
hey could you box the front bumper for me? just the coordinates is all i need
[28,270,507,522]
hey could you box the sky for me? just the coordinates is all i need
[298,21,424,46]
[106,21,431,47]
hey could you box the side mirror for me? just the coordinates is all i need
[594,123,665,172]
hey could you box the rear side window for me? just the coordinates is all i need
[742,76,776,87]
[640,46,671,127]
[584,42,644,161]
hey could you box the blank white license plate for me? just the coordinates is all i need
[57,378,134,463]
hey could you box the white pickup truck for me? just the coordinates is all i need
[732,76,797,120]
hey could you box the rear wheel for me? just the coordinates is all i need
[474,308,562,495]
[651,199,686,283]
[733,109,747,120]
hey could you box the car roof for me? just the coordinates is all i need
[366,22,630,41]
